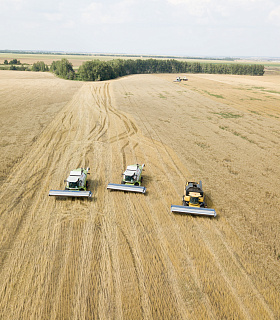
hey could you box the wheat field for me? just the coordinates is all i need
[0,70,279,319]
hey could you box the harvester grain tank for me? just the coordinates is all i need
[171,181,216,217]
[49,167,92,197]
[107,164,146,193]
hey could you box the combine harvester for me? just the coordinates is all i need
[173,76,188,82]
[171,181,216,217]
[49,167,92,198]
[174,77,181,82]
[107,164,146,194]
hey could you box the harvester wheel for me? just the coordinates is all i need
[121,181,125,184]
[135,182,139,186]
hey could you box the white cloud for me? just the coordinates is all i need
[166,0,273,14]
[44,13,63,22]
[165,0,277,27]
[269,5,280,24]
[0,0,280,56]
[2,0,23,10]
[82,0,135,25]
[167,0,211,17]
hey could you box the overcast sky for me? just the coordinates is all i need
[1,0,280,57]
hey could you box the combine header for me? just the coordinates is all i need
[171,181,216,217]
[107,164,146,194]
[49,167,92,198]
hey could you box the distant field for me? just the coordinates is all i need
[0,53,184,68]
[0,70,279,319]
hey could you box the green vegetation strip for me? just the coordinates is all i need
[219,126,255,143]
[1,58,265,81]
[203,90,225,99]
[213,112,243,118]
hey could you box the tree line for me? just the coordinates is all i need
[0,59,49,71]
[50,58,265,81]
[1,58,264,78]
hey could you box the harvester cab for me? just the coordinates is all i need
[171,180,216,217]
[49,167,92,198]
[107,164,146,193]
[65,168,88,191]
[186,192,202,206]
[183,181,206,208]
[122,164,143,186]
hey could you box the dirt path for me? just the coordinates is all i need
[0,73,279,319]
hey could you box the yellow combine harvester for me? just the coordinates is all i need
[171,181,216,217]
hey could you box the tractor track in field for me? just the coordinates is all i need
[0,72,279,319]
[97,82,189,318]
[103,83,152,319]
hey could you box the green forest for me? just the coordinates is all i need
[1,58,265,79]
[52,58,265,81]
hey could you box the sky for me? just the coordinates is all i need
[1,0,280,57]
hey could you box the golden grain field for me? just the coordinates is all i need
[0,70,279,319]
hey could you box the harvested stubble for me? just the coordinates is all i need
[0,70,279,319]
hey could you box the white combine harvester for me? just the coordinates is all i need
[174,77,181,82]
[173,76,188,82]
[49,167,92,198]
[107,164,146,193]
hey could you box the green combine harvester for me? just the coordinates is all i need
[49,167,92,198]
[107,164,146,193]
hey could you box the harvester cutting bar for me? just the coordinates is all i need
[49,190,92,197]
[171,205,216,217]
[107,183,146,194]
